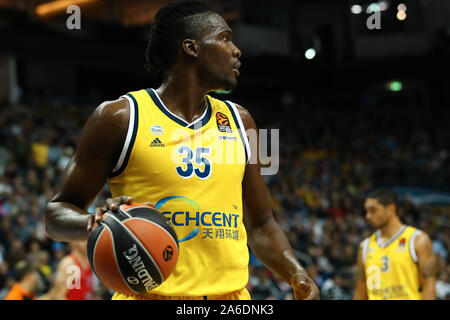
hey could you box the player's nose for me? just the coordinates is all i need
[232,43,241,59]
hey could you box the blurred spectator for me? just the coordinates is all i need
[3,260,38,300]
[436,265,450,300]
[321,270,353,300]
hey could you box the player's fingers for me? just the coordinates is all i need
[106,198,120,211]
[106,195,133,211]
[122,195,133,204]
[294,281,311,300]
[94,206,105,223]
[87,214,95,232]
[302,281,320,300]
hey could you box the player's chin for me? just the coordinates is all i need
[222,77,238,91]
[367,221,379,229]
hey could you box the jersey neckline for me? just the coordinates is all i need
[376,224,407,248]
[146,88,212,129]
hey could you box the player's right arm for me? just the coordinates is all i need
[45,98,132,242]
[353,241,368,300]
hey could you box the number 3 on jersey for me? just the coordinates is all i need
[176,146,212,179]
[381,256,390,272]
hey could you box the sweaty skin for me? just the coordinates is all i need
[45,12,319,300]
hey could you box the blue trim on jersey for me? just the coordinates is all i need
[376,225,407,248]
[146,88,212,129]
[223,101,248,163]
[109,93,139,178]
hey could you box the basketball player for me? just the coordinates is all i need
[45,1,319,300]
[40,242,94,300]
[353,188,436,300]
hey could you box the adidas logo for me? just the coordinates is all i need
[150,137,165,147]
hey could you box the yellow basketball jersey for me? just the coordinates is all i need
[363,225,422,300]
[107,88,251,297]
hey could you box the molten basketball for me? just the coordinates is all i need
[86,203,179,296]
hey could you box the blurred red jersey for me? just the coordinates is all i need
[66,253,94,300]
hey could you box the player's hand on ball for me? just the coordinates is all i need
[290,272,320,300]
[87,195,133,232]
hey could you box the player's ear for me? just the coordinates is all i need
[386,204,396,216]
[182,39,199,58]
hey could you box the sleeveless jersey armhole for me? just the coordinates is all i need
[362,237,370,265]
[409,230,421,263]
[110,94,139,178]
[224,101,251,164]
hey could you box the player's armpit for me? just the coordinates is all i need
[353,242,368,300]
[414,232,437,300]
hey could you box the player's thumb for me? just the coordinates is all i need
[294,280,312,300]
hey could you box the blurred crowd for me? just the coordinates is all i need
[0,90,449,300]
[244,91,449,299]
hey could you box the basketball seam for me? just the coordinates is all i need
[101,221,141,295]
[90,226,106,277]
[120,205,157,218]
[107,214,164,283]
[127,217,179,251]
[119,206,133,218]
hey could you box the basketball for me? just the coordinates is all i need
[86,203,179,296]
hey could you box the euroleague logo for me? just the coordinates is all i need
[216,112,232,133]
[163,245,174,261]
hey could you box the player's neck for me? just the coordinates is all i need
[379,218,404,240]
[157,71,209,123]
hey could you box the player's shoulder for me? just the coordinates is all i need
[411,227,431,245]
[232,102,250,117]
[208,94,256,130]
[93,97,130,124]
[359,233,375,249]
[223,100,255,130]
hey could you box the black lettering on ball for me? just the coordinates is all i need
[163,246,173,261]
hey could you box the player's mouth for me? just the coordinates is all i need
[232,61,241,77]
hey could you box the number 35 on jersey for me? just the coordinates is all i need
[175,146,212,179]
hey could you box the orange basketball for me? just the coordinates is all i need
[86,203,179,296]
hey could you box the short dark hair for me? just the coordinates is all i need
[13,260,35,282]
[144,0,213,82]
[367,188,398,207]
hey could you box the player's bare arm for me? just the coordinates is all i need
[414,231,436,300]
[353,241,368,300]
[39,255,75,300]
[45,98,133,242]
[236,104,319,300]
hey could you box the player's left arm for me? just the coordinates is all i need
[414,231,437,300]
[236,103,319,300]
[38,256,73,300]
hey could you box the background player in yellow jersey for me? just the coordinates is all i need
[353,188,436,300]
[45,0,319,300]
